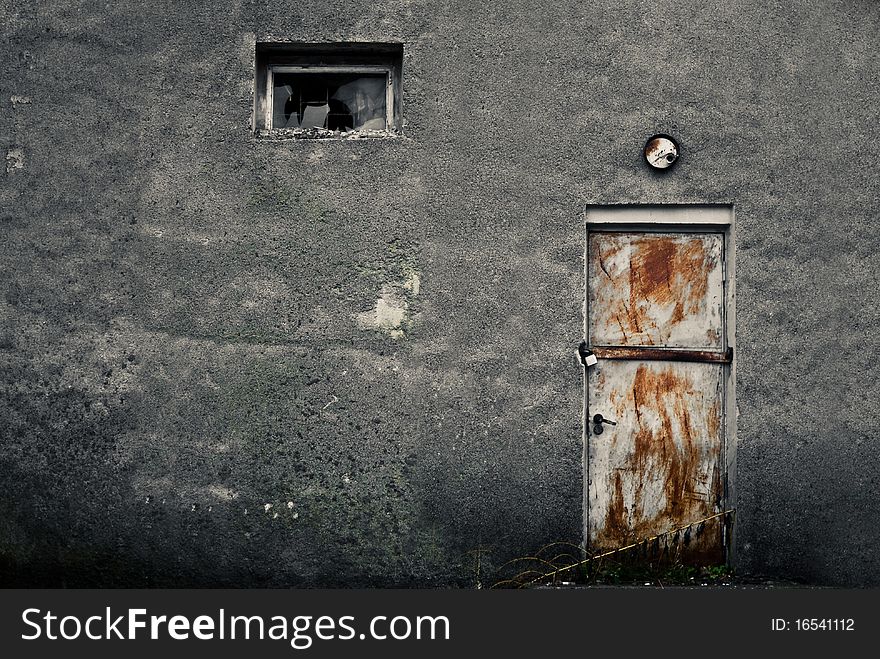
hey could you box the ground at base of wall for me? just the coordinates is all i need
[499,561,817,589]
[538,583,825,590]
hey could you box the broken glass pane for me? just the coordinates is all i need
[271,72,387,131]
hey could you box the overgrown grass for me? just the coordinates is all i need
[579,559,734,586]
[490,511,737,588]
[492,547,734,588]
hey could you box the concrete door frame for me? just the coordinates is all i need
[582,203,737,563]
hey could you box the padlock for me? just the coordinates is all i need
[578,341,598,367]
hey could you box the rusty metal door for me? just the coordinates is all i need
[585,229,730,563]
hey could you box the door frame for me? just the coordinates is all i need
[582,204,737,562]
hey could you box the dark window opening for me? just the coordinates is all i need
[272,72,387,131]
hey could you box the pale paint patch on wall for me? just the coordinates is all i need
[205,484,239,500]
[356,286,408,338]
[402,270,420,296]
[132,476,242,505]
[5,147,24,173]
[355,269,421,339]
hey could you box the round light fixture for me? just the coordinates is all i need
[644,134,679,170]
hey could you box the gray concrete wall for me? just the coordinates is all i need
[1,0,878,586]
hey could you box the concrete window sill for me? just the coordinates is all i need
[254,127,401,141]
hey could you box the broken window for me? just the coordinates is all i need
[255,43,402,137]
[271,70,388,131]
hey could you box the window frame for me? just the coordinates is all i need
[254,42,403,138]
[265,64,395,132]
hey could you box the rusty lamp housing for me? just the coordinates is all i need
[644,134,679,170]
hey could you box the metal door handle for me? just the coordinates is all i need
[591,414,616,435]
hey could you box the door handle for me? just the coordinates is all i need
[592,414,616,435]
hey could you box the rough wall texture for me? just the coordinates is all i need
[1,0,878,586]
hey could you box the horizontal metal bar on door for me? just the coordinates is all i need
[592,346,733,364]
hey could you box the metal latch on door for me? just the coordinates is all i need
[578,341,598,367]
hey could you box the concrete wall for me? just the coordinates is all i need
[1,0,878,586]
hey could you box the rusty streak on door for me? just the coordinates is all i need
[587,230,728,564]
[590,232,724,348]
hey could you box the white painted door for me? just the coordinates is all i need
[586,229,730,563]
